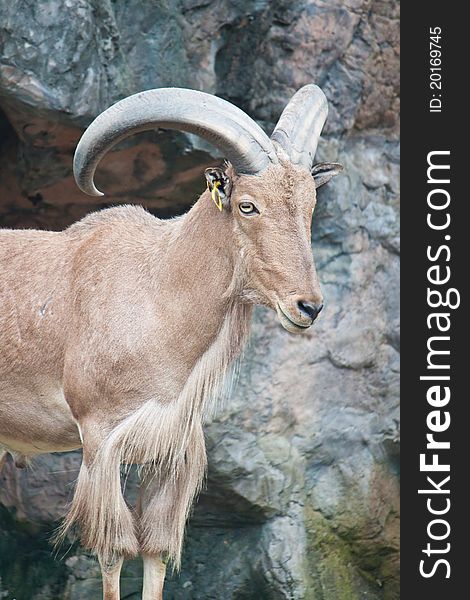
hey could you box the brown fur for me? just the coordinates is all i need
[0,161,324,592]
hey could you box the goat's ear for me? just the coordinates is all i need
[311,162,343,189]
[205,167,232,210]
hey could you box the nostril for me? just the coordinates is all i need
[297,300,323,321]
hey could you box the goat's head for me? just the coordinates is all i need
[73,87,342,333]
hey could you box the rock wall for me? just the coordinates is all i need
[0,1,399,599]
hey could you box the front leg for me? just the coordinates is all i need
[98,554,124,600]
[137,420,206,597]
[138,421,206,567]
[143,554,166,600]
[138,472,167,600]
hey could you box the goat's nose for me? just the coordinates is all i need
[297,300,323,322]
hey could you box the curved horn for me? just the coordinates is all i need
[74,88,279,196]
[271,84,328,171]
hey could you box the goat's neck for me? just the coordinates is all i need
[171,190,243,302]
[154,190,250,362]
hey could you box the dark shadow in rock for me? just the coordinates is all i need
[0,506,70,600]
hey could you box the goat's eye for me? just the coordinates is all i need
[239,201,259,215]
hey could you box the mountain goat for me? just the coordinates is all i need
[0,85,341,599]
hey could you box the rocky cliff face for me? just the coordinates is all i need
[0,1,399,598]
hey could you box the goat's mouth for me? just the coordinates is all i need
[276,303,312,334]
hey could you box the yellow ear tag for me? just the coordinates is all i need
[210,180,223,211]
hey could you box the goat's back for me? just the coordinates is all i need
[0,206,165,373]
[0,227,73,375]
